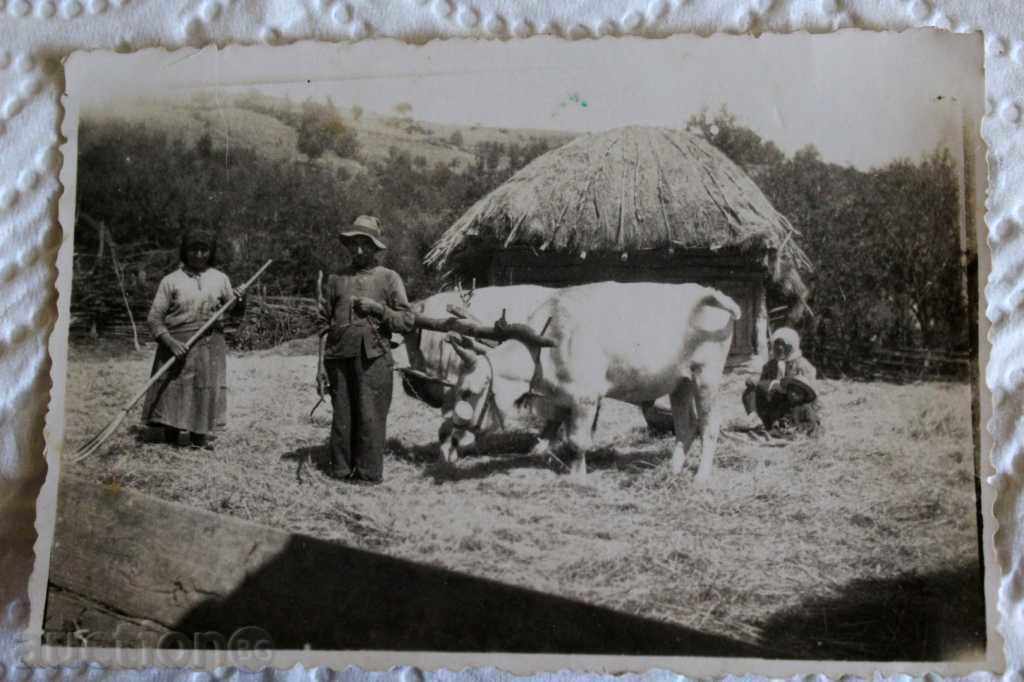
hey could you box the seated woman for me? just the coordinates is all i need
[743,327,823,436]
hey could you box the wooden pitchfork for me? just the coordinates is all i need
[72,259,274,462]
[310,269,329,422]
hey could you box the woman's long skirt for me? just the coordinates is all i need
[141,330,228,435]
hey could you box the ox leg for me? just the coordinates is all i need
[564,397,600,479]
[692,377,722,485]
[669,379,698,475]
[529,418,563,459]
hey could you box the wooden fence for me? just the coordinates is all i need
[806,342,973,383]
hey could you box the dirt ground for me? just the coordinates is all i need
[60,342,986,660]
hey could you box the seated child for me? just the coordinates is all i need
[743,327,822,436]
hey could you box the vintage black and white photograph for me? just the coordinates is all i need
[37,30,991,671]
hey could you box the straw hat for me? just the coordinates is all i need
[340,215,387,250]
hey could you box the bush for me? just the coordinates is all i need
[230,299,321,351]
[297,98,361,161]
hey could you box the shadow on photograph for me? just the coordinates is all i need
[758,562,986,661]
[172,532,775,656]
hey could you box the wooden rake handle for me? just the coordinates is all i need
[73,259,274,462]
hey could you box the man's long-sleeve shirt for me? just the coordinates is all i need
[321,265,416,360]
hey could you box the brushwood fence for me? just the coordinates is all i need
[70,295,322,351]
[805,342,972,383]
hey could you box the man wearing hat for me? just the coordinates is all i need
[317,215,416,483]
[743,327,823,436]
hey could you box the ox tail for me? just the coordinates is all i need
[699,290,742,320]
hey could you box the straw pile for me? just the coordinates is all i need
[425,126,812,273]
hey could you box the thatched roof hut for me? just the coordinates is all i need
[427,126,810,269]
[425,126,812,365]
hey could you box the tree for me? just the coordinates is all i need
[697,107,969,353]
[862,149,967,350]
[296,98,361,161]
[686,106,785,171]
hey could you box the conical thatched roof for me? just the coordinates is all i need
[425,126,811,272]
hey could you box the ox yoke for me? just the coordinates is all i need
[405,285,555,382]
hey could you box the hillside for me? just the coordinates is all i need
[73,91,581,333]
[89,92,577,172]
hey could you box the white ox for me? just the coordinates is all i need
[439,281,741,482]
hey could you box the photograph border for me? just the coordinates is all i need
[23,33,1002,677]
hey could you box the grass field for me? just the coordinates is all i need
[61,342,986,661]
[103,98,575,170]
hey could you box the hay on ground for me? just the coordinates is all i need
[62,348,982,658]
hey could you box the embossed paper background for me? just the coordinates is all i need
[0,1,1018,679]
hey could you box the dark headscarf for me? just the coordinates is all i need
[179,228,218,268]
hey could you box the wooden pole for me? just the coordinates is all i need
[104,223,142,352]
[754,283,769,367]
[315,270,328,401]
[78,212,142,350]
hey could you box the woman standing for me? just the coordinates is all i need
[142,229,247,449]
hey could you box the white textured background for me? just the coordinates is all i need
[0,1,1018,679]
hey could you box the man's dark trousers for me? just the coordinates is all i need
[325,351,393,481]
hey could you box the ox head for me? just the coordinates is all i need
[438,334,497,463]
[437,317,556,464]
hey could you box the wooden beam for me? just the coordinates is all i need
[44,587,172,648]
[414,314,556,347]
[47,477,295,636]
[44,476,775,656]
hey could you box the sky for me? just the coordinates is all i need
[71,29,984,171]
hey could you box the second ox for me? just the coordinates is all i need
[438,281,741,482]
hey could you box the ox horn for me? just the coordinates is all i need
[456,334,493,355]
[446,334,478,368]
[445,303,483,324]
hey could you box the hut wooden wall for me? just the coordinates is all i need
[481,247,767,363]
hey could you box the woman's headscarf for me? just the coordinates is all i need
[771,327,802,361]
[179,228,218,268]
